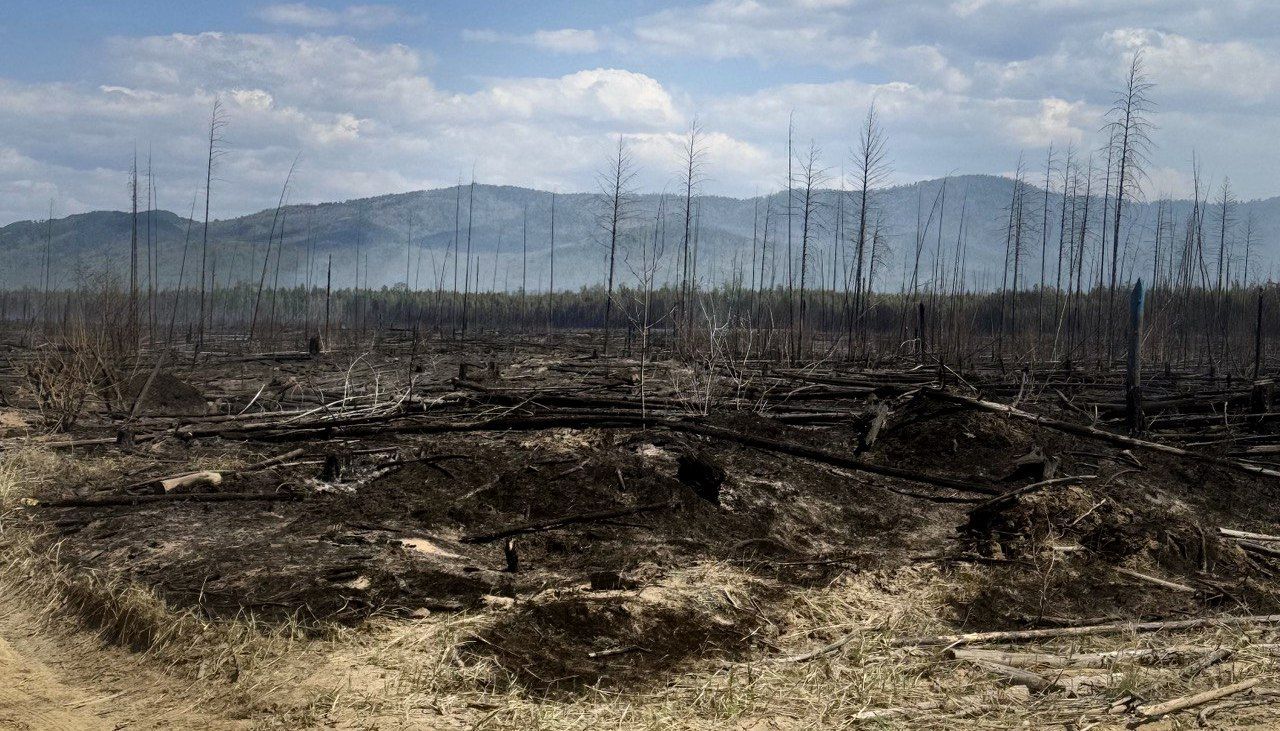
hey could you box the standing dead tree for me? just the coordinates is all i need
[1104,50,1156,359]
[128,151,140,348]
[849,102,890,358]
[249,153,300,341]
[597,135,638,357]
[461,173,476,340]
[677,117,707,339]
[623,192,671,418]
[1215,178,1236,361]
[196,98,227,356]
[794,142,827,362]
[547,191,556,334]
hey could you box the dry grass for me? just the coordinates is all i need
[0,446,324,722]
[2,447,1280,729]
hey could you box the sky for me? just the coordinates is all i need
[1,0,1277,224]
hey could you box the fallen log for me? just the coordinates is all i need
[1182,647,1234,679]
[1219,527,1280,543]
[1235,540,1280,559]
[460,499,678,544]
[950,646,1205,670]
[199,411,1000,496]
[160,470,223,493]
[674,420,1000,495]
[765,630,860,663]
[28,491,303,509]
[127,447,309,494]
[858,402,890,453]
[1136,677,1260,720]
[895,614,1280,647]
[1113,567,1197,594]
[242,447,307,471]
[924,390,1280,480]
[850,687,1030,722]
[967,659,1059,692]
[967,475,1093,519]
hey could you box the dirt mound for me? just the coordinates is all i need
[954,455,1280,629]
[124,371,206,416]
[469,586,762,694]
[36,411,946,625]
[874,397,1063,479]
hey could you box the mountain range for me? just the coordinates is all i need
[3,174,1278,292]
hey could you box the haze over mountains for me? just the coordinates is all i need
[3,174,1278,293]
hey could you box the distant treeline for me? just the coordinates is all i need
[1,280,1275,376]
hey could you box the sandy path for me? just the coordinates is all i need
[0,593,250,730]
[0,631,111,731]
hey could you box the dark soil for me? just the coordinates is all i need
[124,371,207,416]
[21,342,1280,693]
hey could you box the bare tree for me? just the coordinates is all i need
[597,135,638,356]
[1037,146,1055,347]
[520,204,528,329]
[785,113,795,359]
[677,117,707,332]
[145,147,156,342]
[129,151,139,346]
[461,172,476,339]
[1215,177,1235,295]
[1241,211,1256,288]
[196,98,227,355]
[249,154,300,340]
[1105,50,1156,353]
[547,191,556,334]
[623,192,671,418]
[794,141,827,361]
[849,102,890,356]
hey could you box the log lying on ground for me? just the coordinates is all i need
[1219,527,1280,542]
[1182,647,1234,679]
[202,411,1000,496]
[924,389,1280,480]
[967,659,1059,692]
[139,447,308,493]
[460,499,678,543]
[851,687,1031,722]
[1113,566,1197,594]
[949,646,1205,669]
[241,447,306,471]
[895,614,1280,647]
[1137,677,1261,720]
[160,470,223,493]
[29,491,303,509]
[858,402,890,453]
[967,475,1092,519]
[1234,540,1280,559]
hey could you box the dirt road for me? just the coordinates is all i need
[0,596,243,731]
[0,630,111,731]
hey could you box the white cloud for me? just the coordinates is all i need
[474,69,680,127]
[5,1,1280,222]
[1105,28,1280,103]
[464,28,604,55]
[1002,97,1091,147]
[531,29,603,54]
[256,3,411,30]
[0,33,711,221]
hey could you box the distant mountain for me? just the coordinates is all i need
[2,175,1277,292]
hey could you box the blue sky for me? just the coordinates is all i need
[1,1,1277,223]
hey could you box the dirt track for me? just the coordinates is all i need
[0,594,244,730]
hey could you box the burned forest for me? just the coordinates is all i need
[4,16,1280,731]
